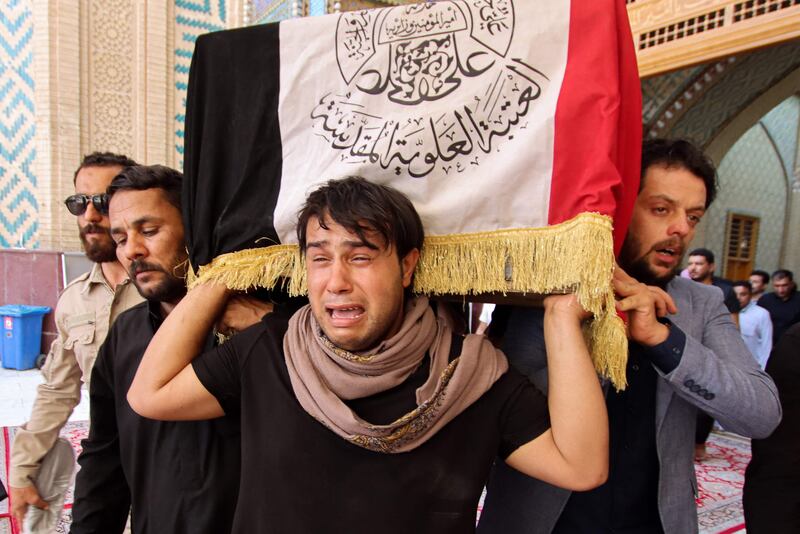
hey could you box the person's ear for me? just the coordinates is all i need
[400,248,420,289]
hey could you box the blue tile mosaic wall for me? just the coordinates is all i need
[174,0,229,169]
[309,0,326,16]
[253,0,296,24]
[0,0,37,248]
[173,1,324,166]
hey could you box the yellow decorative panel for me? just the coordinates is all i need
[627,0,800,77]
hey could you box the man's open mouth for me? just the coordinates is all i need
[327,306,365,320]
[656,247,679,257]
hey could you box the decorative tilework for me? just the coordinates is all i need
[761,95,800,185]
[174,0,230,168]
[645,60,741,140]
[0,0,37,248]
[642,65,704,126]
[704,125,788,276]
[89,0,135,158]
[309,0,327,16]
[252,0,294,23]
[668,40,800,147]
[337,0,391,11]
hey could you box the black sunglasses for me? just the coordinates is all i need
[64,194,109,216]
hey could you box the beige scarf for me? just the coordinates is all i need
[283,296,508,453]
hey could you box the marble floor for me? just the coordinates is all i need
[0,366,89,427]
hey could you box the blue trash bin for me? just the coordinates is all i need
[0,305,52,370]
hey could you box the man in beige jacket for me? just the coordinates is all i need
[9,152,143,528]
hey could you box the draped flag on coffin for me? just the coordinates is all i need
[182,0,642,389]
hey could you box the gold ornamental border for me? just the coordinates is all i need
[188,212,628,389]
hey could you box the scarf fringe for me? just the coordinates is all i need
[187,212,628,389]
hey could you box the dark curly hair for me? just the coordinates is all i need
[641,138,717,208]
[73,152,138,184]
[297,176,424,261]
[106,165,183,212]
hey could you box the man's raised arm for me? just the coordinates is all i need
[127,283,234,420]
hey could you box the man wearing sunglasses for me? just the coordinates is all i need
[9,152,144,531]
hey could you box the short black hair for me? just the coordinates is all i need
[106,165,183,212]
[750,269,770,284]
[641,139,717,208]
[74,152,138,184]
[772,269,794,282]
[689,248,715,264]
[733,280,752,292]
[297,176,424,261]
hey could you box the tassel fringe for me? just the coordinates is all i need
[187,212,628,389]
[187,244,303,294]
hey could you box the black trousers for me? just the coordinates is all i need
[695,411,714,444]
[743,475,800,533]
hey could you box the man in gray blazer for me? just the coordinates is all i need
[478,138,781,534]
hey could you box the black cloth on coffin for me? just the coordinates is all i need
[183,23,283,272]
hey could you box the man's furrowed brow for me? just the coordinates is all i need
[305,240,328,251]
[344,239,380,251]
[305,239,380,251]
[132,215,163,227]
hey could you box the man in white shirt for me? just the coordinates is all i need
[733,281,772,369]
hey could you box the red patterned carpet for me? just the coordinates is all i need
[696,430,751,534]
[1,421,87,534]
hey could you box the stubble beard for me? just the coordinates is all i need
[691,272,713,284]
[79,223,117,263]
[129,257,188,304]
[618,233,681,289]
[317,281,406,353]
[320,303,400,353]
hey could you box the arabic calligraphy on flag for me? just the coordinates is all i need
[276,0,568,241]
[182,0,641,388]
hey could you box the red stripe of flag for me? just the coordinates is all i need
[549,0,641,254]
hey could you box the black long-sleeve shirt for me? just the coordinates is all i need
[190,308,550,533]
[70,300,240,534]
[758,290,800,344]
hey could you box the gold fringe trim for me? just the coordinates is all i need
[415,212,627,389]
[187,244,305,295]
[187,212,628,389]
[585,295,629,391]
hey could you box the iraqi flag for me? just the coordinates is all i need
[183,0,641,388]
